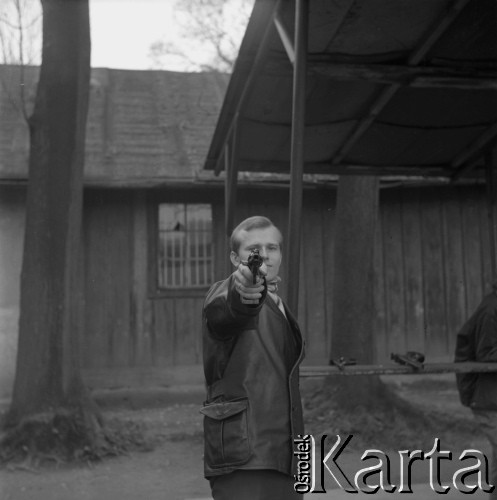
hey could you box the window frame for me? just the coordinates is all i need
[148,194,218,299]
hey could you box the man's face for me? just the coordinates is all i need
[230,226,282,282]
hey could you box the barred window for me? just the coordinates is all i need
[158,204,213,289]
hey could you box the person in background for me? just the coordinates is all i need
[455,280,497,499]
[201,216,305,500]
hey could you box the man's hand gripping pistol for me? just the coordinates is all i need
[244,249,264,284]
[236,249,265,305]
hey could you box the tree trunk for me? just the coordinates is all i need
[6,0,94,425]
[309,177,434,445]
[329,176,385,407]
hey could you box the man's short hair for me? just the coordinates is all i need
[230,216,282,253]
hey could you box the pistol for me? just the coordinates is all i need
[247,249,264,284]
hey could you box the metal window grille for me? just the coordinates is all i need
[158,204,213,288]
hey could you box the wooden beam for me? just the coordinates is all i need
[235,159,456,177]
[273,11,295,64]
[213,0,282,176]
[286,0,308,316]
[331,0,471,166]
[408,0,471,66]
[332,85,398,166]
[322,0,362,53]
[306,61,497,90]
[266,58,497,90]
[451,123,497,173]
[300,362,497,377]
[450,157,485,181]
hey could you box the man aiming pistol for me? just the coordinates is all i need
[201,216,305,499]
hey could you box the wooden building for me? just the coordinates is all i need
[0,63,493,397]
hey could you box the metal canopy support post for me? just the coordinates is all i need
[486,149,497,280]
[224,143,231,235]
[224,118,240,237]
[286,0,308,316]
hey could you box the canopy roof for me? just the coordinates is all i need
[204,0,497,180]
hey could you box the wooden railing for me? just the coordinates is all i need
[300,362,497,377]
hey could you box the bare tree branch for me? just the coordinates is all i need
[148,0,253,73]
[14,0,29,121]
[0,0,41,122]
[0,0,41,66]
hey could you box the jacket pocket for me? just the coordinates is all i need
[200,399,251,468]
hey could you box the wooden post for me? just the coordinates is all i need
[286,0,308,316]
[331,176,379,363]
[323,176,390,411]
[325,176,384,410]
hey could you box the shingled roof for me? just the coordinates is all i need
[0,64,229,187]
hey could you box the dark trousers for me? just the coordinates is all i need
[209,469,303,500]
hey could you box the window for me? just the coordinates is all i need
[158,203,213,289]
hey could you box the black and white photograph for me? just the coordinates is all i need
[0,0,496,499]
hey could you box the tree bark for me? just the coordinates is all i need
[7,0,92,422]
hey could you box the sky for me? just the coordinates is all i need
[89,0,181,70]
[89,0,250,71]
[0,0,249,71]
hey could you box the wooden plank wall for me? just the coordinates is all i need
[375,186,492,362]
[80,183,492,387]
[83,190,133,369]
[82,189,206,380]
[229,184,492,365]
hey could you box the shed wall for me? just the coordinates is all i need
[233,185,492,364]
[0,183,491,395]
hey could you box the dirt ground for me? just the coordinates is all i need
[0,375,489,500]
[0,402,210,500]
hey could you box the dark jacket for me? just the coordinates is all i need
[455,291,497,410]
[201,274,305,478]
